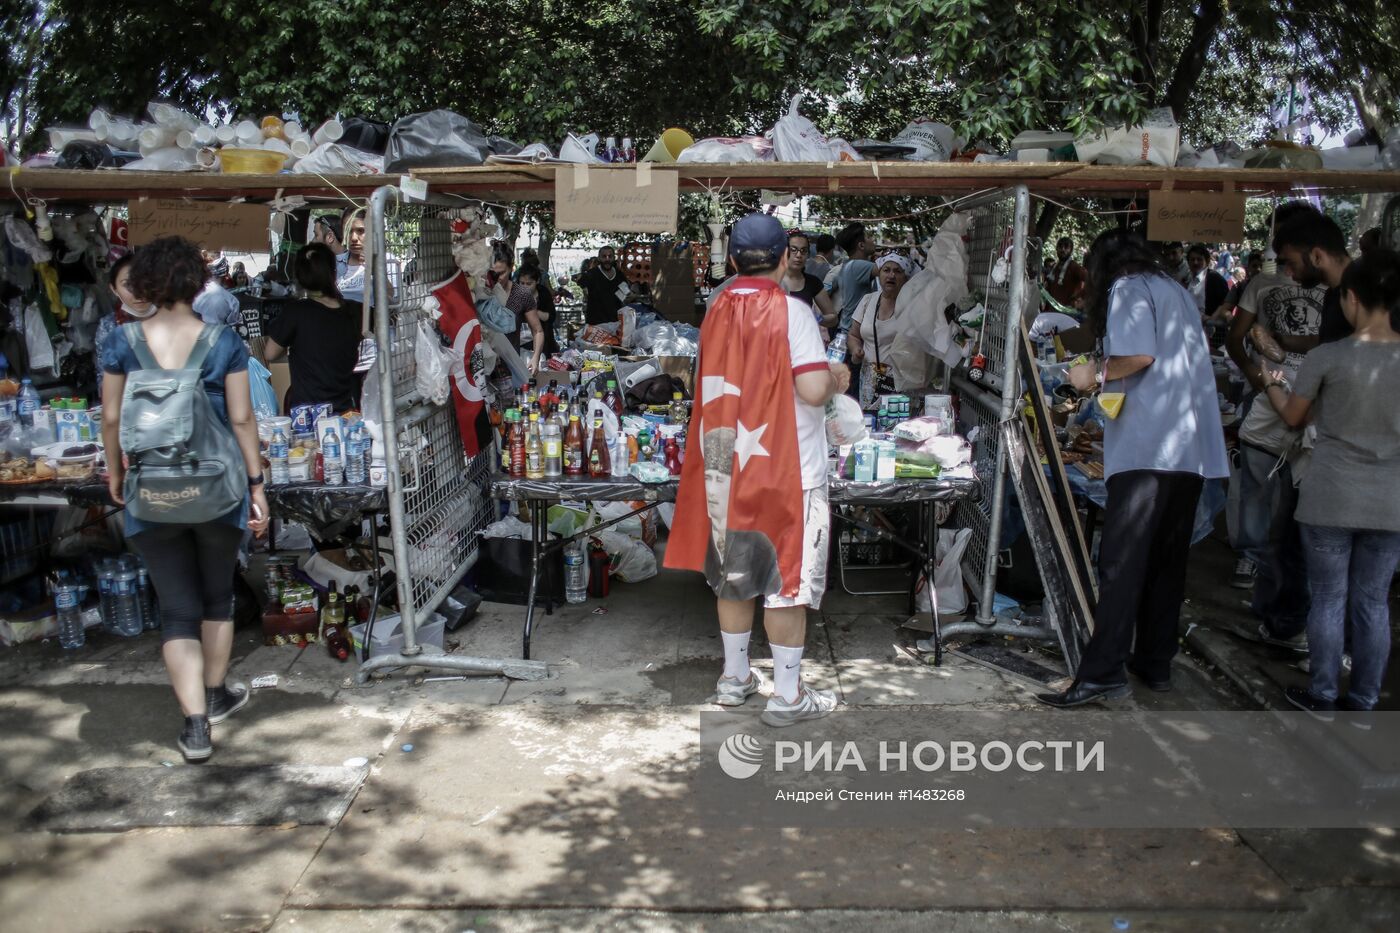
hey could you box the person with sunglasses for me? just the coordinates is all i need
[782,229,838,329]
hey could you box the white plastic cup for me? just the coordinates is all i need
[261,137,292,156]
[215,123,238,145]
[175,129,196,149]
[288,136,312,158]
[193,124,216,146]
[283,120,303,140]
[108,120,139,148]
[196,147,219,168]
[235,119,261,144]
[312,119,343,146]
[138,125,175,152]
[88,109,111,133]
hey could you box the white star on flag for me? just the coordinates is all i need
[734,421,769,471]
[700,376,742,405]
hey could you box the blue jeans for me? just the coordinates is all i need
[1239,446,1309,637]
[1300,524,1400,708]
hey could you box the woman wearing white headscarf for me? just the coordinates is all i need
[846,252,932,408]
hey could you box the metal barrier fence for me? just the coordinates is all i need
[360,187,547,682]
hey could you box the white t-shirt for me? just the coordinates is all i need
[785,295,831,489]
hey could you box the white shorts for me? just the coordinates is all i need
[764,484,830,610]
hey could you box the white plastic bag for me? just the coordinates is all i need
[825,394,867,446]
[677,138,763,163]
[414,321,452,405]
[914,527,973,615]
[891,119,957,162]
[895,213,969,368]
[482,516,533,540]
[1074,108,1180,167]
[596,529,658,583]
[770,95,837,162]
[290,142,384,175]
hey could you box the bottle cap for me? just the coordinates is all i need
[672,392,682,399]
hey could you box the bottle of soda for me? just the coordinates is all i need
[500,408,516,473]
[605,136,620,163]
[602,380,624,417]
[664,437,682,476]
[588,417,611,477]
[564,414,585,475]
[543,418,563,477]
[509,409,527,477]
[525,412,545,479]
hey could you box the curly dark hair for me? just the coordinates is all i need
[128,236,208,307]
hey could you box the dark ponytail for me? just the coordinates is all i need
[1338,247,1400,331]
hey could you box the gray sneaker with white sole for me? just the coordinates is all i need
[760,686,839,727]
[709,669,766,707]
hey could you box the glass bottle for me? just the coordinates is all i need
[564,414,585,475]
[588,417,611,477]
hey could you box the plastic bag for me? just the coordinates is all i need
[677,138,764,163]
[482,516,534,540]
[247,357,279,419]
[1074,108,1180,167]
[559,132,602,163]
[386,109,492,172]
[121,147,200,172]
[891,119,957,162]
[414,321,451,405]
[290,142,384,175]
[596,530,658,583]
[338,117,392,154]
[895,213,969,368]
[474,295,517,334]
[771,95,837,162]
[825,394,867,446]
[914,527,972,615]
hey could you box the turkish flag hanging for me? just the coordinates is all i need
[430,271,493,458]
[110,218,129,249]
[664,277,805,600]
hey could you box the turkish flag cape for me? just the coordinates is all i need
[431,271,493,457]
[664,277,805,600]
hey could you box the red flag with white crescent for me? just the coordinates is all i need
[431,271,492,457]
[664,277,805,599]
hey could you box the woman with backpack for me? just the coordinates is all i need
[99,236,269,762]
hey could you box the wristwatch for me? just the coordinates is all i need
[248,473,265,487]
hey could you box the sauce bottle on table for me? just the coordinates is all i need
[564,414,585,476]
[525,412,545,479]
[588,417,611,477]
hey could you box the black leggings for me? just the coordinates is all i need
[129,522,244,644]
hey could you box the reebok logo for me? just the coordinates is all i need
[139,486,202,508]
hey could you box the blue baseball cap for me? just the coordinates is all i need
[728,212,787,261]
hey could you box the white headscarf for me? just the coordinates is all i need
[875,253,914,276]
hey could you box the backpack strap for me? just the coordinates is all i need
[121,322,160,371]
[183,324,220,372]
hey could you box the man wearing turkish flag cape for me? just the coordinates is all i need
[665,213,850,727]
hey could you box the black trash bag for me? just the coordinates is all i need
[476,536,564,606]
[339,117,393,154]
[488,136,522,156]
[625,374,687,408]
[384,109,492,172]
[55,140,125,170]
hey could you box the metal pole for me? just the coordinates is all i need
[368,185,420,655]
[974,184,1032,625]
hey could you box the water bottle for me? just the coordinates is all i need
[345,423,367,485]
[137,561,159,631]
[322,426,344,486]
[564,542,587,604]
[17,378,40,427]
[269,427,290,486]
[111,561,142,637]
[826,330,848,364]
[53,573,85,650]
[96,558,116,633]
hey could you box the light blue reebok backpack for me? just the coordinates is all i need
[119,323,246,523]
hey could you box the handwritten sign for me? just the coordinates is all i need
[127,199,271,252]
[1147,190,1246,243]
[555,167,678,234]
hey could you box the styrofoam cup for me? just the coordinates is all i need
[312,119,343,146]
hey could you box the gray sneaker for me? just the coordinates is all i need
[761,685,839,727]
[206,683,250,725]
[709,669,766,707]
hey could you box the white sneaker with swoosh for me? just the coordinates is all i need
[709,669,766,707]
[761,685,839,727]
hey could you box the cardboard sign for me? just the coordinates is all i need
[1147,190,1246,243]
[127,199,271,252]
[555,167,678,233]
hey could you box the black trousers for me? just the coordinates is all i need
[1076,470,1203,684]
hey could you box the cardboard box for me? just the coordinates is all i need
[657,355,695,394]
[267,362,291,413]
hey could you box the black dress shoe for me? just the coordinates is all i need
[1127,662,1171,693]
[1036,680,1132,708]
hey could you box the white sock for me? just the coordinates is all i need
[771,643,804,703]
[721,630,752,681]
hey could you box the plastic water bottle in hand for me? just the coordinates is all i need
[826,330,848,364]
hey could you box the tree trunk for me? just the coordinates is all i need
[1129,0,1164,90]
[1161,0,1224,121]
[535,212,556,277]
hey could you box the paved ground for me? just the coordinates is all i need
[1,539,1398,931]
